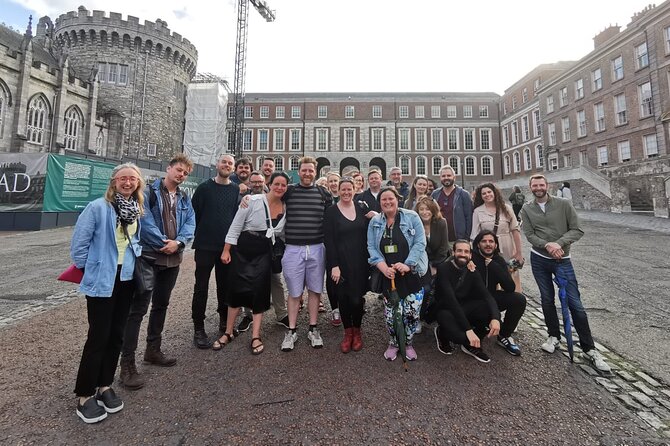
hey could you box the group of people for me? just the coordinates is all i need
[69,154,610,425]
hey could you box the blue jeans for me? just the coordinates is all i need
[530,252,595,352]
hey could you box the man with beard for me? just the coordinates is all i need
[120,154,196,389]
[471,230,526,356]
[280,156,333,351]
[190,154,240,348]
[431,165,472,243]
[520,175,611,373]
[386,166,410,202]
[432,240,500,363]
[355,168,383,215]
[261,157,275,185]
[231,157,252,195]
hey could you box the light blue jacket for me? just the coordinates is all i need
[140,179,195,251]
[367,208,428,277]
[70,198,142,297]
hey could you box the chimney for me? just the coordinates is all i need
[593,25,620,50]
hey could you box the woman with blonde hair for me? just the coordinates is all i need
[70,162,145,423]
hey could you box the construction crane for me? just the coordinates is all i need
[230,0,276,157]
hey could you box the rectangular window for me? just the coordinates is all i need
[290,129,301,151]
[415,106,424,118]
[431,105,440,118]
[243,129,253,151]
[398,129,410,151]
[479,105,489,118]
[463,105,473,118]
[108,64,118,83]
[666,27,670,54]
[536,146,544,168]
[577,110,587,137]
[635,42,649,69]
[373,105,382,118]
[371,128,384,151]
[345,105,355,118]
[415,129,426,151]
[521,116,529,142]
[480,129,490,150]
[574,78,584,99]
[548,122,556,146]
[591,68,602,91]
[502,126,509,149]
[594,102,605,132]
[447,105,457,118]
[643,134,659,157]
[564,154,572,168]
[559,87,568,107]
[618,140,631,162]
[317,105,327,118]
[639,82,653,118]
[399,106,409,118]
[274,129,284,151]
[522,88,528,103]
[511,121,519,146]
[561,116,571,142]
[276,106,285,119]
[431,128,443,151]
[228,105,235,118]
[464,129,474,150]
[291,106,301,119]
[534,78,541,93]
[258,129,269,151]
[524,149,532,170]
[119,65,128,85]
[98,62,107,83]
[533,109,542,137]
[512,96,517,109]
[344,128,356,151]
[260,106,269,119]
[612,56,624,81]
[546,95,554,113]
[614,94,627,125]
[244,106,253,119]
[316,128,328,151]
[448,128,459,150]
[597,146,608,166]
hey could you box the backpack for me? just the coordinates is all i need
[513,192,525,206]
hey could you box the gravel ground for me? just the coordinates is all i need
[0,257,663,445]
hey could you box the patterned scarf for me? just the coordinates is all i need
[113,192,140,227]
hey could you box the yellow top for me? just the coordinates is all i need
[115,220,137,265]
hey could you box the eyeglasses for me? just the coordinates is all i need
[115,176,139,183]
[250,180,265,185]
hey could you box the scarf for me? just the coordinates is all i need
[113,192,140,227]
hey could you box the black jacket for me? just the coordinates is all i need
[471,233,516,294]
[354,189,381,213]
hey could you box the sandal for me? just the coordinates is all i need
[212,332,234,351]
[250,337,264,355]
[318,301,326,313]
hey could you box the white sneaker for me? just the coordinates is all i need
[541,336,560,353]
[281,331,298,352]
[307,328,324,349]
[584,349,611,374]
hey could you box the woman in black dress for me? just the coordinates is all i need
[324,177,371,353]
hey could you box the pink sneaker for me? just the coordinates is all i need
[384,345,399,361]
[405,345,417,361]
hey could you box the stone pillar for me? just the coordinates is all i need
[10,37,34,152]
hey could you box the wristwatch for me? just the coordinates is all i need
[177,241,185,250]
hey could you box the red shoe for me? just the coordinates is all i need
[352,327,363,352]
[340,328,353,353]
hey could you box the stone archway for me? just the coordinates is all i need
[339,157,360,176]
[316,157,330,178]
[369,157,387,180]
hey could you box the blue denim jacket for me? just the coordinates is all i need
[140,179,195,250]
[70,198,142,297]
[367,208,428,276]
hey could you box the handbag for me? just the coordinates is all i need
[263,198,285,273]
[121,225,156,294]
[58,264,84,284]
[369,267,384,293]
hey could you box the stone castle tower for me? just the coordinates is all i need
[44,5,197,160]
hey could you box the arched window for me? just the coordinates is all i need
[464,156,476,175]
[0,83,6,138]
[64,107,84,150]
[515,152,522,172]
[289,155,300,171]
[416,155,427,176]
[481,156,493,176]
[504,155,511,175]
[524,147,532,170]
[274,156,284,171]
[448,156,460,175]
[27,95,49,145]
[432,156,443,176]
[399,155,411,176]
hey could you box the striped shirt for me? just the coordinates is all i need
[284,184,331,245]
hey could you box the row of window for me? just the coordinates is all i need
[545,41,650,114]
[504,81,541,114]
[97,62,129,86]
[233,104,490,120]
[234,127,493,153]
[502,109,542,149]
[596,134,659,166]
[503,146,544,175]
[546,82,653,146]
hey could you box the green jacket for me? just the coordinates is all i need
[520,196,583,257]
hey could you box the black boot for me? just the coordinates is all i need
[144,341,177,367]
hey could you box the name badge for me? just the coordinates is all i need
[384,244,398,254]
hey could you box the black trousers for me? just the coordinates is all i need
[492,291,526,338]
[338,294,364,328]
[435,299,491,346]
[74,268,134,397]
[325,276,339,311]
[122,265,180,358]
[192,249,230,331]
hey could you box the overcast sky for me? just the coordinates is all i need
[1,0,661,94]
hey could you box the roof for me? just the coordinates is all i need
[0,23,59,68]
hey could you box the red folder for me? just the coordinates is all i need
[58,264,84,284]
